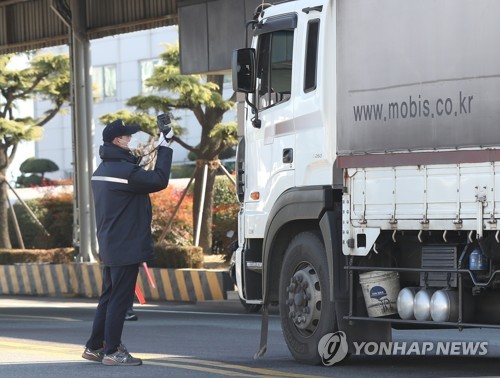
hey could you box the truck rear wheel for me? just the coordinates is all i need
[279,231,336,364]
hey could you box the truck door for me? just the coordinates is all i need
[244,15,297,238]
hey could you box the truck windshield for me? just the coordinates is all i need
[256,30,294,110]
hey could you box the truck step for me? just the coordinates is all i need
[246,261,263,272]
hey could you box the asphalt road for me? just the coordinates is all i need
[0,296,500,377]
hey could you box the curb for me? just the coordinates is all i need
[0,263,233,302]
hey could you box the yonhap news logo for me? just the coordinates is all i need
[317,331,349,366]
[352,341,488,357]
[318,332,488,366]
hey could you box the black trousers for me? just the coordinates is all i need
[85,264,139,354]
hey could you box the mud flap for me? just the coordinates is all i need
[254,304,269,359]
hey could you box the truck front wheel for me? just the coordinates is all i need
[279,231,337,364]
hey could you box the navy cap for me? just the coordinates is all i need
[102,119,140,142]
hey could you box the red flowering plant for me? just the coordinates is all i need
[150,186,194,246]
[150,175,238,253]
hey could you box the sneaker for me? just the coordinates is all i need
[82,347,104,362]
[102,349,142,366]
[124,309,138,321]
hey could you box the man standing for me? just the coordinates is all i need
[82,118,173,366]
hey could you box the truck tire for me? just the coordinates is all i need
[279,231,337,365]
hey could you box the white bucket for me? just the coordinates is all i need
[359,271,400,317]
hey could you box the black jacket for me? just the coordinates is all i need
[91,142,173,266]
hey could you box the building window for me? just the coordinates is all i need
[92,65,116,100]
[223,74,232,88]
[140,59,160,94]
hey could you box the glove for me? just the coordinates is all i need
[156,134,170,148]
[163,126,174,141]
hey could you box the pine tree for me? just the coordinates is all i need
[0,53,70,248]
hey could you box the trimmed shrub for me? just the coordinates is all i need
[16,174,43,188]
[9,198,49,249]
[0,248,75,264]
[19,157,59,176]
[9,192,73,249]
[39,193,74,247]
[150,240,203,269]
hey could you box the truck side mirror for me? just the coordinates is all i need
[232,48,256,93]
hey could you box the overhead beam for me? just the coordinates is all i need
[0,0,32,7]
[0,0,178,55]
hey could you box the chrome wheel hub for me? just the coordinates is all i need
[285,264,322,334]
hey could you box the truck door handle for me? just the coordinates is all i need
[283,148,293,163]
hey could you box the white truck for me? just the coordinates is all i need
[232,0,500,365]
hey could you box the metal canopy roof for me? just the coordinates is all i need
[0,0,178,54]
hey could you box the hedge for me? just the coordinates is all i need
[150,241,203,269]
[0,248,76,264]
[0,245,203,269]
[8,192,73,249]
